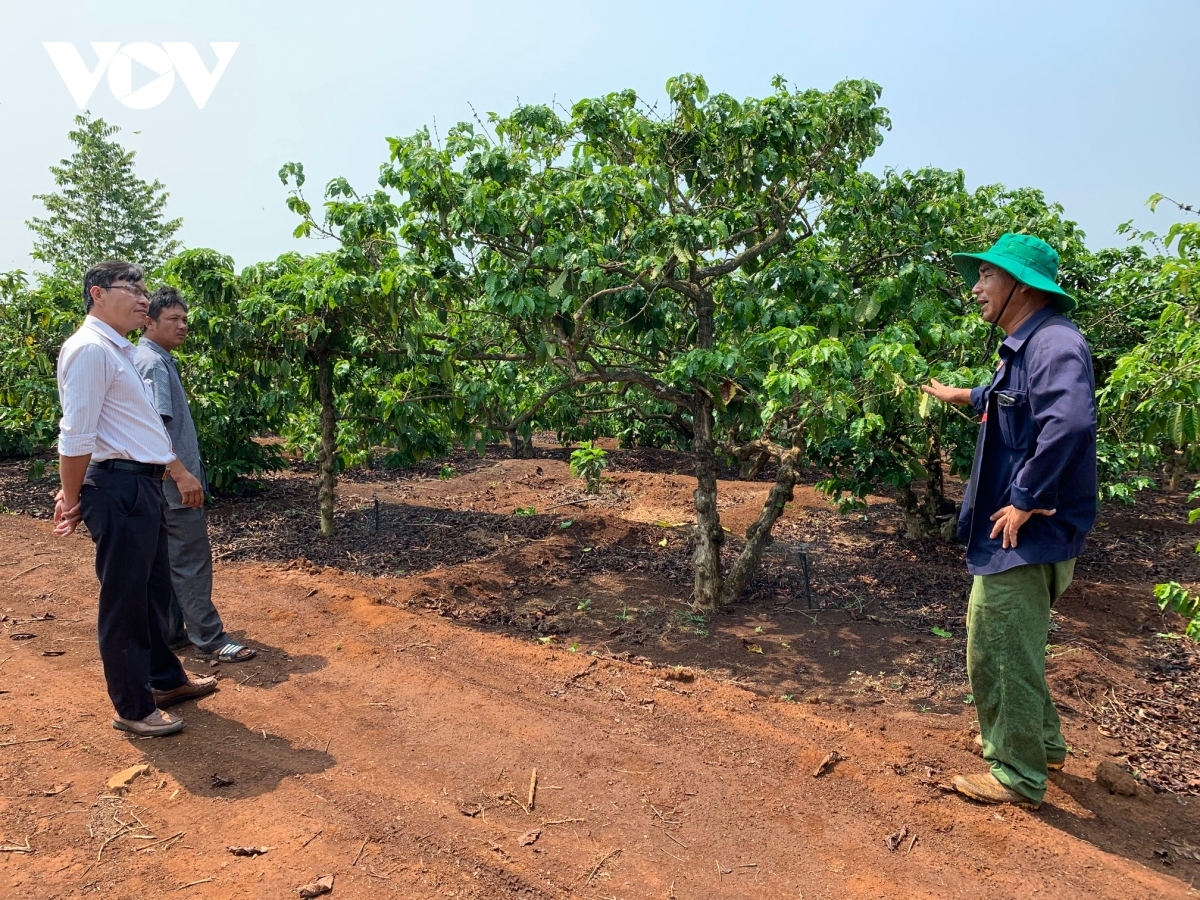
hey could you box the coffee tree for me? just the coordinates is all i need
[0,271,79,459]
[374,74,893,608]
[1102,198,1200,637]
[159,249,287,490]
[258,164,465,533]
[750,169,1093,539]
[1099,200,1200,491]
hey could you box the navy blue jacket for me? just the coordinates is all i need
[958,306,1098,575]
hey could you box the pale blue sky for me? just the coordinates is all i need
[2,1,1196,273]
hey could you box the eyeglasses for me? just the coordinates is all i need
[106,283,149,299]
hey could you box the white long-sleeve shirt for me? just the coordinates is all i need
[57,316,176,464]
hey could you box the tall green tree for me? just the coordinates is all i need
[27,113,182,276]
[374,74,891,608]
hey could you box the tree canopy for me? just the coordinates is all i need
[1,77,1196,616]
[27,113,181,277]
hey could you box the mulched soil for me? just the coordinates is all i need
[2,444,1197,799]
[1095,637,1200,794]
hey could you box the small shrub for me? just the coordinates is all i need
[1153,484,1200,641]
[569,441,608,494]
[1155,582,1200,640]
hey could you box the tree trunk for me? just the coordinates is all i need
[719,446,802,606]
[921,432,947,531]
[897,432,953,541]
[739,448,771,479]
[1164,449,1185,491]
[505,428,535,459]
[898,483,932,540]
[691,286,724,610]
[315,350,338,536]
[691,393,724,610]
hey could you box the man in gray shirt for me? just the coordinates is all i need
[135,286,256,663]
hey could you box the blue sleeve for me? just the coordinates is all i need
[970,385,987,415]
[1008,331,1096,511]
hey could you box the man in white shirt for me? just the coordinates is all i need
[54,260,218,737]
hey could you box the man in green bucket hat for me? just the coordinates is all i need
[922,232,1097,809]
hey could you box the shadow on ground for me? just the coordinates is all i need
[126,706,335,799]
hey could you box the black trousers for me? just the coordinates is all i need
[80,468,187,720]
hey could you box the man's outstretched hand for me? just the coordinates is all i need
[921,379,973,407]
[989,505,1056,549]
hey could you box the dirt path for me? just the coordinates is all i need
[1,458,1198,898]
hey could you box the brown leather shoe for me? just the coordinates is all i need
[112,709,186,737]
[952,772,1041,809]
[973,734,1064,770]
[152,675,218,708]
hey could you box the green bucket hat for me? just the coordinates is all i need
[951,232,1075,312]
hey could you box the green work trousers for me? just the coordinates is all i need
[967,559,1075,804]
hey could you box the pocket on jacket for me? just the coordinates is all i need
[994,390,1034,450]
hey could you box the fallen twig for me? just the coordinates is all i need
[7,563,45,582]
[907,833,918,854]
[528,768,538,812]
[136,831,184,852]
[176,879,214,890]
[583,848,622,886]
[0,837,32,853]
[352,837,368,866]
[885,826,910,852]
[547,497,600,510]
[650,804,681,825]
[0,737,56,748]
[541,818,586,826]
[97,824,133,860]
[300,829,323,849]
[652,824,688,850]
[498,790,529,815]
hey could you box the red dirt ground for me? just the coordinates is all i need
[1,453,1198,899]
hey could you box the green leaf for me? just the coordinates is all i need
[853,293,882,323]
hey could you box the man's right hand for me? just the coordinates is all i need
[168,464,205,508]
[921,378,973,407]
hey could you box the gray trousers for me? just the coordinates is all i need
[164,505,226,653]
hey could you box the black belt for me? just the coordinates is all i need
[88,459,167,479]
